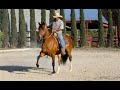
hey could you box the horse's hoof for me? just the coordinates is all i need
[69,69,72,72]
[52,71,56,74]
[36,64,39,68]
[56,71,59,74]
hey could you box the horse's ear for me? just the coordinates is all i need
[41,21,43,24]
[38,22,41,26]
[41,21,45,25]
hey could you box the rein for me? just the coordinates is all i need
[41,28,58,45]
[43,33,53,39]
[41,28,53,40]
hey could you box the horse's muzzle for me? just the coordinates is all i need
[38,35,43,41]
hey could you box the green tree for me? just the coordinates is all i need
[8,12,11,47]
[49,9,55,32]
[18,9,26,48]
[41,9,46,23]
[118,9,120,48]
[60,9,66,33]
[0,9,2,30]
[1,9,9,48]
[11,9,18,48]
[49,9,55,23]
[30,9,37,47]
[80,9,86,47]
[107,9,114,47]
[98,9,105,47]
[0,31,5,48]
[71,9,77,47]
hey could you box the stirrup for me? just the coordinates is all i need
[61,49,66,55]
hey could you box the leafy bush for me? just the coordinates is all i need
[88,29,98,37]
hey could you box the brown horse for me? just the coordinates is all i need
[36,22,73,74]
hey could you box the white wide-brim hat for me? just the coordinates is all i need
[53,13,63,18]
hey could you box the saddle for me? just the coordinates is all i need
[53,33,69,47]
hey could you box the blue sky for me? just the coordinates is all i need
[63,9,108,23]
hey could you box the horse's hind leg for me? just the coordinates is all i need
[56,54,61,74]
[68,53,72,72]
[36,51,45,68]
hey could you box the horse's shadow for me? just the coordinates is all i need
[0,66,52,75]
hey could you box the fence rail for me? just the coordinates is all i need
[77,36,118,48]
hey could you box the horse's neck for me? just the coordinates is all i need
[44,29,51,39]
[43,29,57,44]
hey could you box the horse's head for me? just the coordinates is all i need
[37,21,47,40]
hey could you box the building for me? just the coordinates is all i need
[64,9,108,47]
[64,9,108,30]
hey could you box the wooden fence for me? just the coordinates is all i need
[78,36,118,48]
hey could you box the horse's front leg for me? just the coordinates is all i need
[36,51,45,68]
[51,54,55,73]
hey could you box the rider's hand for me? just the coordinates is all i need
[52,29,56,33]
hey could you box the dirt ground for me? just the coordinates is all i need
[0,48,120,81]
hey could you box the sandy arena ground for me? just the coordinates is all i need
[0,48,120,81]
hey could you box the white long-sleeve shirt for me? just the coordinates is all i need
[52,19,64,30]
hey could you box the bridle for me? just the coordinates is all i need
[38,25,59,46]
[39,26,53,40]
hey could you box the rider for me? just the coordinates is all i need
[51,12,66,55]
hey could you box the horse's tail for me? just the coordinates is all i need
[61,53,68,65]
